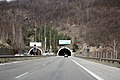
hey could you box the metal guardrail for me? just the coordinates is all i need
[75,55,120,64]
[101,58,120,64]
[0,55,52,58]
[0,55,54,63]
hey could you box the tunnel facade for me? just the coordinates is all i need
[57,47,72,56]
[28,47,43,55]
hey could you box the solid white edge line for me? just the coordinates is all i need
[15,72,29,79]
[70,58,104,80]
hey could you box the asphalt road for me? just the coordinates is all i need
[0,57,97,80]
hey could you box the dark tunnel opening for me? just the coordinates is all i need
[58,48,71,56]
[30,49,41,55]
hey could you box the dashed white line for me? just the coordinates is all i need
[15,72,29,79]
[41,60,53,67]
[42,64,47,67]
[70,58,104,80]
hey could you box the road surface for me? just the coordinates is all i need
[0,56,120,80]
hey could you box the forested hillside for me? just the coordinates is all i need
[0,0,120,53]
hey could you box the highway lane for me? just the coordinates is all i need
[71,57,120,80]
[0,57,58,80]
[0,57,97,80]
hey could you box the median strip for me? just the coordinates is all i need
[70,58,104,80]
[0,56,52,63]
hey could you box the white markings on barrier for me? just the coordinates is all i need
[12,61,22,64]
[0,64,5,66]
[15,72,29,79]
[70,58,104,80]
[0,63,12,65]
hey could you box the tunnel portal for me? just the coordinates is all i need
[57,47,71,56]
[28,48,43,55]
[29,49,41,55]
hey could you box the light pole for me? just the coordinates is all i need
[34,21,37,42]
[50,30,52,52]
[34,28,37,42]
[39,29,41,42]
[53,35,57,53]
[44,23,47,52]
[49,21,53,52]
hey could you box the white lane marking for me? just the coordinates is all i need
[15,72,29,79]
[42,64,47,67]
[41,60,53,67]
[70,58,104,80]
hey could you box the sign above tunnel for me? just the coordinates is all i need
[30,42,42,47]
[59,40,71,45]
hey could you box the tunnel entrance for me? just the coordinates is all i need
[28,48,43,55]
[29,49,41,55]
[57,47,71,56]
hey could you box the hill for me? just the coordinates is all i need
[0,0,120,53]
